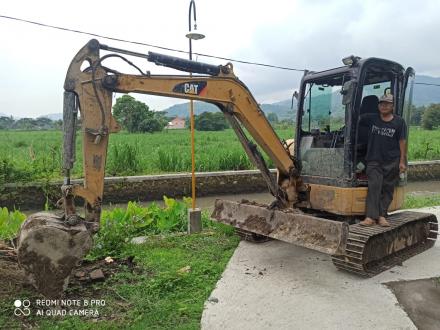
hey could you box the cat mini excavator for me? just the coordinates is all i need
[17,39,438,297]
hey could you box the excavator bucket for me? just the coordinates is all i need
[17,212,93,298]
[211,199,349,255]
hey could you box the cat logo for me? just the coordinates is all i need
[184,83,199,95]
[173,81,207,96]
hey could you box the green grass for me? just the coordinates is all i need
[0,200,239,329]
[0,128,292,184]
[0,207,26,240]
[1,127,439,184]
[0,227,239,330]
[407,127,440,161]
[403,194,440,209]
[0,191,439,328]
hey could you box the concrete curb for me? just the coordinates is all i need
[1,161,439,210]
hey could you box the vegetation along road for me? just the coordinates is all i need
[1,127,439,185]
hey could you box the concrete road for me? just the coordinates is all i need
[202,207,440,330]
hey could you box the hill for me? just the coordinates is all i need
[413,75,440,106]
[163,101,295,120]
[1,75,439,121]
[162,75,440,119]
[40,113,63,121]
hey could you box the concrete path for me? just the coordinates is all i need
[202,207,440,330]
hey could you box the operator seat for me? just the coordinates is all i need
[357,95,379,150]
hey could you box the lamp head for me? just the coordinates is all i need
[186,26,205,40]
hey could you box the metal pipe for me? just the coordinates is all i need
[189,0,197,209]
[100,44,150,60]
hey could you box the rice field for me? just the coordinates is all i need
[0,127,438,184]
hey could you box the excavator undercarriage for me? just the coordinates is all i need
[15,39,438,297]
[212,200,438,277]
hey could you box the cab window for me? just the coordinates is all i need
[299,74,349,178]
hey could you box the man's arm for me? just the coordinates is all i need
[399,118,408,173]
[399,139,407,173]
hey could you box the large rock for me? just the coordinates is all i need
[17,212,93,298]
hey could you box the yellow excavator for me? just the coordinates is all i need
[17,39,438,297]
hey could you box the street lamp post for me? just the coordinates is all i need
[186,0,204,233]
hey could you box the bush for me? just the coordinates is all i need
[156,149,190,172]
[0,207,26,240]
[0,158,30,184]
[107,142,141,175]
[195,112,229,131]
[421,104,440,130]
[89,197,192,259]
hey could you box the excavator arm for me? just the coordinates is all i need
[61,39,306,228]
[16,40,354,298]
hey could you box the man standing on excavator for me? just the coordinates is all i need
[359,94,407,227]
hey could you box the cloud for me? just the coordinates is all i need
[1,0,439,117]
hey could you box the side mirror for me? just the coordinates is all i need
[341,80,356,105]
[291,90,299,110]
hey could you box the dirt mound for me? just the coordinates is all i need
[0,249,137,300]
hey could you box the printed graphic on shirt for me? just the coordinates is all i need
[371,125,396,138]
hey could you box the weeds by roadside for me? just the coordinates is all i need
[402,194,440,209]
[0,198,238,329]
[0,207,26,240]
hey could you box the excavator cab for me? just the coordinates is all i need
[295,57,415,216]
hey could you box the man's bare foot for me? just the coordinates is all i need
[359,217,376,226]
[378,216,391,227]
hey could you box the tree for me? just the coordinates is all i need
[0,116,14,129]
[112,95,166,133]
[53,120,63,130]
[35,117,53,130]
[267,112,279,124]
[421,103,440,130]
[409,105,424,126]
[194,112,229,131]
[12,118,37,130]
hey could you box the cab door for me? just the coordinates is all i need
[400,67,415,123]
[398,67,415,185]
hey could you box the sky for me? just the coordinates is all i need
[1,0,440,118]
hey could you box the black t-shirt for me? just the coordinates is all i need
[359,113,407,161]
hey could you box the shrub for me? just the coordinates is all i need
[156,149,190,172]
[0,207,26,240]
[0,158,30,184]
[107,142,141,175]
[89,197,192,259]
[421,104,440,130]
[195,112,228,131]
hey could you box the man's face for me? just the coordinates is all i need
[378,102,393,115]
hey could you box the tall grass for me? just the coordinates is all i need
[0,127,438,183]
[107,142,142,176]
[0,207,26,240]
[408,127,440,160]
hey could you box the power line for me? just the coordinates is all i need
[0,14,306,72]
[414,82,440,87]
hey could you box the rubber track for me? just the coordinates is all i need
[332,211,438,276]
[235,228,271,243]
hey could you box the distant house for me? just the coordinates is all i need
[166,117,186,129]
